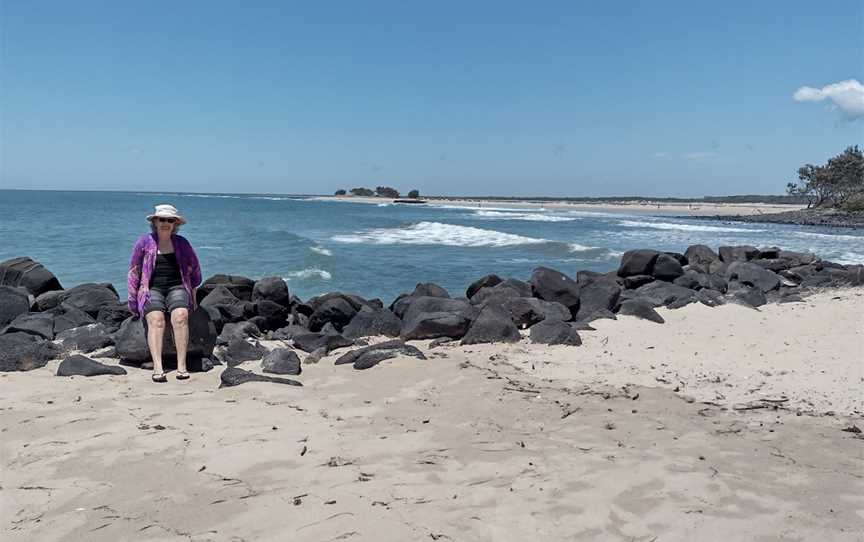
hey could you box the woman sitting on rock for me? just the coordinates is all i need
[127,204,202,382]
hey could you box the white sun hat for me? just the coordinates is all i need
[146,204,187,225]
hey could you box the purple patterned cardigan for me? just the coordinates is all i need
[127,233,202,316]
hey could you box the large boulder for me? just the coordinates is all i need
[622,274,655,290]
[342,307,402,339]
[617,300,665,323]
[261,348,302,375]
[684,245,719,269]
[219,366,302,388]
[530,267,581,317]
[401,297,477,327]
[725,262,781,293]
[291,331,353,354]
[461,304,521,345]
[252,277,291,307]
[35,290,65,312]
[652,254,685,281]
[411,282,450,299]
[529,320,582,346]
[470,285,522,306]
[401,312,472,341]
[3,312,55,340]
[0,332,62,371]
[56,323,114,353]
[718,245,759,263]
[252,299,288,331]
[0,257,63,297]
[0,286,31,328]
[308,297,358,332]
[576,279,621,320]
[220,338,268,366]
[114,308,217,363]
[497,297,570,328]
[198,274,255,303]
[217,321,261,346]
[52,305,96,335]
[56,355,127,377]
[200,285,254,324]
[617,250,660,278]
[632,282,696,308]
[466,274,503,299]
[58,284,119,317]
[96,303,134,333]
[727,284,767,308]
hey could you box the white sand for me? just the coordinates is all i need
[320,195,805,217]
[2,289,863,541]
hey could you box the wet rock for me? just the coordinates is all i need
[617,299,665,323]
[56,354,127,377]
[261,348,302,375]
[530,320,582,345]
[219,366,302,388]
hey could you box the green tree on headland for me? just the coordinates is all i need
[375,186,400,198]
[407,189,420,199]
[787,145,863,210]
[334,189,347,196]
[350,187,375,196]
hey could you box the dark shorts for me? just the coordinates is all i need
[143,285,190,315]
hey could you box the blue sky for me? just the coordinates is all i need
[1,1,862,197]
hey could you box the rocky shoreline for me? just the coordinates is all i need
[1,245,862,378]
[685,208,864,229]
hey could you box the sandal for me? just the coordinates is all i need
[152,372,168,383]
[176,371,190,381]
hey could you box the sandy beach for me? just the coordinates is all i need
[321,196,806,217]
[3,288,862,541]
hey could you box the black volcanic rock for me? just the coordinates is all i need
[632,281,696,308]
[261,348,302,375]
[252,276,291,307]
[96,303,133,333]
[0,332,62,372]
[4,312,55,340]
[401,312,472,341]
[728,284,767,308]
[466,274,503,299]
[199,274,255,302]
[461,304,521,345]
[575,279,621,320]
[617,299,665,323]
[114,308,217,363]
[718,245,759,263]
[530,320,582,346]
[219,366,302,388]
[221,338,268,366]
[342,307,402,339]
[0,257,63,297]
[56,355,127,377]
[58,284,119,317]
[0,286,31,328]
[530,267,581,317]
[725,262,781,292]
[617,250,660,278]
[217,321,262,346]
[652,254,685,281]
[52,305,96,335]
[684,245,720,269]
[308,297,357,332]
[291,331,353,354]
[56,323,114,353]
[334,339,426,369]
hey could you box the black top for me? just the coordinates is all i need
[150,252,183,289]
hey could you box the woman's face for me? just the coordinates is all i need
[154,217,176,235]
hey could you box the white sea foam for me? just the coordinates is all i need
[198,246,223,250]
[618,220,762,233]
[310,246,333,256]
[285,268,332,280]
[831,252,864,265]
[331,221,549,247]
[474,210,577,222]
[795,231,864,241]
[568,243,597,252]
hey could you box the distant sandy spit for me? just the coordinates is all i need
[315,195,806,217]
[2,290,862,541]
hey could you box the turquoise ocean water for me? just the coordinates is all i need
[1,190,862,303]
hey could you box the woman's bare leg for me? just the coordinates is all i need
[171,308,189,374]
[145,311,166,375]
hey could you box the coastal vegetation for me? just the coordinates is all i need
[786,145,864,211]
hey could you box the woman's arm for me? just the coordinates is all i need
[127,238,144,315]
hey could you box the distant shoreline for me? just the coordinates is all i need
[316,195,806,217]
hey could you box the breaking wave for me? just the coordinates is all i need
[310,246,333,256]
[331,221,550,247]
[285,268,332,281]
[618,220,762,233]
[473,210,577,222]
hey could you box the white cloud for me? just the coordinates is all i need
[793,79,864,120]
